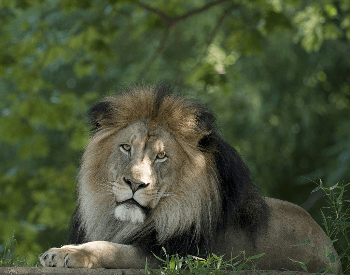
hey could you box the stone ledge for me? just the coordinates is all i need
[0,267,324,275]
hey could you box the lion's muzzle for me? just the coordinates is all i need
[123,177,150,193]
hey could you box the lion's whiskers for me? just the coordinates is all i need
[158,192,175,198]
[152,192,175,200]
[95,182,114,193]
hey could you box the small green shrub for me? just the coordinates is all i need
[314,181,350,274]
[0,235,39,267]
[147,248,265,274]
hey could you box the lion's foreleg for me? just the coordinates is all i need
[40,241,149,269]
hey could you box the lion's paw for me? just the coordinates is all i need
[39,245,91,268]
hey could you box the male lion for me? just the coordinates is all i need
[40,85,341,272]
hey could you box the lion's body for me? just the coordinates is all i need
[214,197,338,271]
[40,85,340,273]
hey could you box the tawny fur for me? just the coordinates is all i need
[40,85,341,273]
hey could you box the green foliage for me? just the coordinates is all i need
[287,181,350,274]
[0,235,40,267]
[148,248,264,274]
[318,182,350,273]
[0,0,349,268]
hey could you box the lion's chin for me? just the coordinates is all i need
[114,203,145,224]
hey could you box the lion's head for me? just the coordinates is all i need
[68,84,269,256]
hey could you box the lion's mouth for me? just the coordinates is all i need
[118,198,145,209]
[121,198,140,206]
[114,199,151,224]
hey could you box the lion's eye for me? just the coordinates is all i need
[120,144,131,153]
[156,151,167,161]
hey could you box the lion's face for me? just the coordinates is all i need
[108,121,183,224]
[77,88,222,244]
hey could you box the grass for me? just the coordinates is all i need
[145,241,342,275]
[146,249,266,275]
[315,181,350,274]
[1,182,349,274]
[0,236,40,267]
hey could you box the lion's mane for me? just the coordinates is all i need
[67,84,269,257]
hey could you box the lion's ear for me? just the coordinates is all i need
[87,101,112,130]
[196,108,216,150]
[198,133,215,152]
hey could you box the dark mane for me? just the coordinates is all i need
[67,84,270,257]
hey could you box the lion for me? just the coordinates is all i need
[40,85,341,273]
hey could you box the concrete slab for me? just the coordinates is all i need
[0,267,143,274]
[0,267,325,275]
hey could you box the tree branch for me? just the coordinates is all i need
[174,0,231,21]
[190,7,232,73]
[138,2,172,25]
[137,0,234,79]
[138,0,232,26]
[206,8,229,47]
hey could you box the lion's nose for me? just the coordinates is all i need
[123,177,149,193]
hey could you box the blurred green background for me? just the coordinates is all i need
[0,0,349,266]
